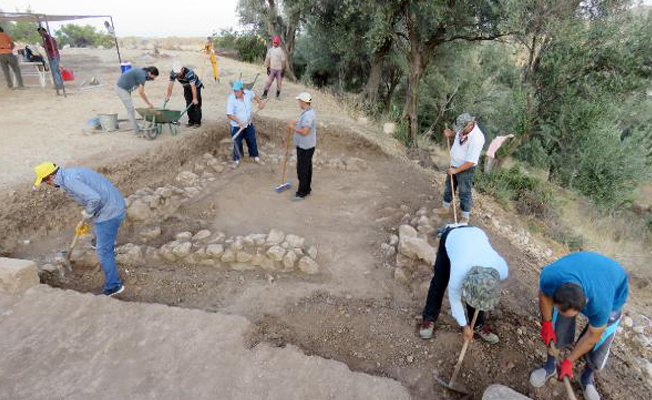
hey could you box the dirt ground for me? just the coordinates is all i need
[1,49,651,399]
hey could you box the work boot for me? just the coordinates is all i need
[419,319,435,339]
[476,325,499,344]
[261,90,268,99]
[433,207,451,215]
[529,366,555,388]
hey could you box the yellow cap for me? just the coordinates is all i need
[33,162,57,188]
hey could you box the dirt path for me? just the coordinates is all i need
[1,50,650,400]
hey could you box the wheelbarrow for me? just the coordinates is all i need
[135,103,193,140]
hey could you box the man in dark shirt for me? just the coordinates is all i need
[165,62,204,127]
[115,66,159,134]
[37,27,62,89]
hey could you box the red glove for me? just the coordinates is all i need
[558,358,573,381]
[540,320,557,346]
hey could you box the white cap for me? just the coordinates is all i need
[171,60,183,74]
[295,92,312,103]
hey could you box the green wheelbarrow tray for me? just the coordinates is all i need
[135,108,184,123]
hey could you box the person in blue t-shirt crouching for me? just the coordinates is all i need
[531,251,629,400]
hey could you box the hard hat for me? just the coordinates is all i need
[273,35,280,45]
[33,162,57,189]
[171,61,183,74]
[295,92,312,103]
[232,81,244,90]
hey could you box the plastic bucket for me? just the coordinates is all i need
[120,62,132,74]
[98,113,118,132]
[61,68,74,81]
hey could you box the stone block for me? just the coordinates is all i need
[0,257,40,293]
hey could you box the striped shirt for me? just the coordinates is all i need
[169,67,203,88]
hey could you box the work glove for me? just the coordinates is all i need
[81,210,93,220]
[75,222,89,236]
[266,67,270,76]
[557,358,573,381]
[540,320,557,346]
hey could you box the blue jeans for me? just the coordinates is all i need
[49,57,62,87]
[443,167,475,216]
[231,124,259,161]
[95,213,124,292]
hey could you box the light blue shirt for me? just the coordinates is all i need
[293,106,317,149]
[53,168,126,223]
[226,90,255,128]
[445,227,509,326]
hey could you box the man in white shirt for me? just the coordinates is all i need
[226,81,266,167]
[419,226,508,344]
[435,113,485,224]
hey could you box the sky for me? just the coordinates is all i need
[2,0,241,37]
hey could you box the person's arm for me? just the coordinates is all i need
[254,94,266,110]
[137,84,154,108]
[226,114,243,127]
[264,49,270,69]
[226,97,243,127]
[165,81,174,102]
[446,161,475,175]
[190,83,198,104]
[539,291,554,323]
[568,325,606,363]
[448,274,472,341]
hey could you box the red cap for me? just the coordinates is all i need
[273,35,280,45]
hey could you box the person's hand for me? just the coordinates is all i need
[237,120,246,128]
[147,103,155,109]
[557,358,573,381]
[81,210,93,220]
[164,96,171,103]
[445,167,458,176]
[192,99,199,105]
[444,128,454,138]
[462,325,474,342]
[540,320,557,347]
[75,222,89,236]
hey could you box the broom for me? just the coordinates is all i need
[275,125,293,192]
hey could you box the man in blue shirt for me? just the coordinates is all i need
[530,252,629,400]
[165,62,204,127]
[34,162,127,296]
[115,66,159,134]
[286,92,317,201]
[226,81,266,167]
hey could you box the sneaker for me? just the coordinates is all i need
[434,207,451,215]
[254,156,262,164]
[580,381,600,400]
[529,367,556,388]
[103,284,124,297]
[476,325,499,344]
[419,319,435,339]
[232,160,240,168]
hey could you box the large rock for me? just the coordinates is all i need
[285,234,305,248]
[172,242,192,259]
[128,199,153,222]
[267,246,286,262]
[399,237,436,265]
[482,385,533,400]
[307,246,318,259]
[206,244,225,259]
[266,229,285,245]
[298,257,319,275]
[398,225,418,240]
[221,249,236,263]
[192,230,212,243]
[175,171,199,186]
[0,258,40,293]
[140,226,162,242]
[115,244,143,266]
[283,250,298,270]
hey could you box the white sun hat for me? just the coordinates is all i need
[295,92,312,103]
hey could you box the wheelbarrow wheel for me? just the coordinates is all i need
[145,124,160,140]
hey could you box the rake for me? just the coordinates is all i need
[275,125,293,192]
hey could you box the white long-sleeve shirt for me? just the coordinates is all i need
[445,227,509,326]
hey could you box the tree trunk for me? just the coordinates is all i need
[360,39,391,107]
[402,48,423,148]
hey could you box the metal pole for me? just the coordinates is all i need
[109,16,123,67]
[43,15,66,97]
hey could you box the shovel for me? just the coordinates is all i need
[275,125,293,192]
[549,343,578,400]
[60,218,86,272]
[434,308,480,395]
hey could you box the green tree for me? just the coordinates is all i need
[54,24,114,48]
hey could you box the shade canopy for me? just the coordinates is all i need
[0,12,112,23]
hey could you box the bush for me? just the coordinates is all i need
[475,166,554,218]
[214,29,266,63]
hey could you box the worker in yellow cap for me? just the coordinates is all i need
[34,162,126,296]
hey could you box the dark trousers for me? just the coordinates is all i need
[183,85,203,125]
[296,146,315,197]
[231,124,259,161]
[443,167,475,213]
[422,226,485,327]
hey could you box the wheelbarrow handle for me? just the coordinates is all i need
[179,103,194,118]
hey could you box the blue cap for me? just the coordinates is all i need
[232,81,244,90]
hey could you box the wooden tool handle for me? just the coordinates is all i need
[281,126,293,183]
[548,343,578,400]
[66,219,86,262]
[449,308,480,386]
[445,135,458,224]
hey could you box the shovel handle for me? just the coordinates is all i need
[449,308,480,387]
[281,126,293,183]
[548,343,578,400]
[66,219,86,262]
[445,134,458,224]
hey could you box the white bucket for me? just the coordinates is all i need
[98,113,118,131]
